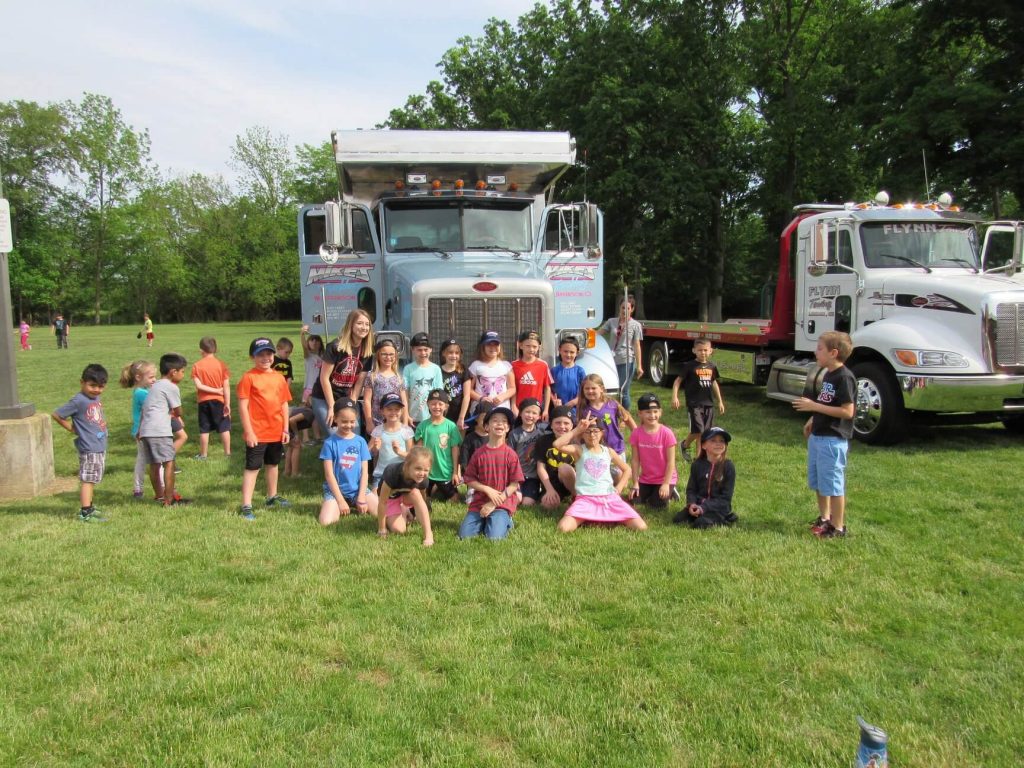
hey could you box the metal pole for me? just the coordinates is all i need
[0,163,35,419]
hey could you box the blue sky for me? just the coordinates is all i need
[0,0,540,180]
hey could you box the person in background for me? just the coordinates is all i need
[191,336,231,460]
[599,296,643,410]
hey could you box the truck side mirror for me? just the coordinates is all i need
[981,222,1023,275]
[581,203,600,248]
[321,201,353,263]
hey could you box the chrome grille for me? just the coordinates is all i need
[428,296,543,360]
[995,302,1024,367]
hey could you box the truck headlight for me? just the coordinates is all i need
[892,349,969,367]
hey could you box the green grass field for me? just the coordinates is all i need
[2,322,1022,766]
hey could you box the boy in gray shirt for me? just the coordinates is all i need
[139,353,191,506]
[52,364,109,522]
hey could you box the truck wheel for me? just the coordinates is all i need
[851,362,906,445]
[1001,415,1024,434]
[648,342,671,387]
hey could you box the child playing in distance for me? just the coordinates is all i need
[674,427,737,528]
[404,332,443,427]
[319,398,377,525]
[238,337,292,520]
[19,319,31,351]
[511,330,552,419]
[439,338,471,431]
[138,353,191,507]
[629,392,679,508]
[508,397,547,506]
[120,360,157,499]
[459,330,515,425]
[273,337,295,382]
[550,337,586,418]
[671,338,726,461]
[552,415,647,533]
[377,446,435,546]
[793,331,856,539]
[578,373,636,460]
[299,325,325,443]
[459,406,523,540]
[414,389,462,501]
[142,313,154,347]
[52,364,109,522]
[191,336,231,459]
[363,338,407,429]
[534,405,577,509]
[369,392,414,485]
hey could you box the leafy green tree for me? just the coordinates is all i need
[229,126,293,211]
[289,141,336,204]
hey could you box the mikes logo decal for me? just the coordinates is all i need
[306,264,374,285]
[894,293,974,314]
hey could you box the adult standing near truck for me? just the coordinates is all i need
[52,313,70,349]
[311,309,374,435]
[600,297,643,410]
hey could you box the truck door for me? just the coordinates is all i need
[539,203,604,331]
[798,220,859,348]
[299,204,383,339]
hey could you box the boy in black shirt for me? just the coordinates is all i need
[671,338,725,461]
[793,331,856,538]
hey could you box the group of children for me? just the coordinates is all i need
[52,320,857,543]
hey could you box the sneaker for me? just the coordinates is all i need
[681,449,693,463]
[818,522,847,539]
[193,454,207,461]
[670,487,681,501]
[239,505,256,521]
[174,467,183,474]
[810,517,831,535]
[132,490,144,499]
[265,495,290,508]
[154,496,165,504]
[78,508,107,523]
[165,497,192,507]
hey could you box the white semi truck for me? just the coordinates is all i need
[642,193,1024,443]
[297,130,618,388]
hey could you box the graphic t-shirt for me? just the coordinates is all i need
[414,418,463,481]
[55,392,107,453]
[678,359,720,407]
[811,365,856,440]
[441,367,471,421]
[403,362,443,423]
[468,360,513,406]
[511,359,553,408]
[320,432,371,498]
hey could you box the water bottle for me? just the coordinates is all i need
[855,716,888,768]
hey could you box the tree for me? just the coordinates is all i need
[289,141,336,204]
[229,126,293,211]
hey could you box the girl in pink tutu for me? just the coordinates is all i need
[552,415,647,533]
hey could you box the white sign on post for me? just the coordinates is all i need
[0,199,13,253]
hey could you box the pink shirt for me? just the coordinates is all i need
[629,423,678,485]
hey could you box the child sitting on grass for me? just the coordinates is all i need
[415,388,462,501]
[377,446,435,547]
[369,392,414,486]
[459,406,523,541]
[674,427,737,528]
[629,392,679,508]
[319,398,377,526]
[552,415,647,533]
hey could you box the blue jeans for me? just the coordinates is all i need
[616,362,635,411]
[458,508,514,540]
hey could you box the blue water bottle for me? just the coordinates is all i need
[855,716,888,768]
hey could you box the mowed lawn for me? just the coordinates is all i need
[1,322,1022,767]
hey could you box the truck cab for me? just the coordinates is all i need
[298,130,619,391]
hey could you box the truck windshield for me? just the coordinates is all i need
[860,222,980,270]
[384,201,532,252]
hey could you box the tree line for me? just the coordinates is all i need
[2,0,1021,325]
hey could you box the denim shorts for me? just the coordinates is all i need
[807,434,848,497]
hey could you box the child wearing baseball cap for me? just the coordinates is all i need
[414,388,462,501]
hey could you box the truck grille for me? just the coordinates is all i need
[428,296,543,361]
[994,302,1024,367]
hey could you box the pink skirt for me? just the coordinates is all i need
[565,493,641,523]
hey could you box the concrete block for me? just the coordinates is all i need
[0,412,56,499]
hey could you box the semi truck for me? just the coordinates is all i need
[297,130,618,389]
[641,193,1024,444]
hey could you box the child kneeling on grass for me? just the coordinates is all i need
[459,406,523,540]
[552,415,647,533]
[377,446,435,547]
[319,398,377,525]
[674,426,737,528]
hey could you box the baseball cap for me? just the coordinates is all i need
[427,388,450,403]
[249,337,275,356]
[484,406,514,426]
[380,392,403,410]
[701,426,732,443]
[518,330,540,342]
[549,405,573,422]
[440,338,460,352]
[464,400,494,427]
[480,330,501,345]
[333,398,358,414]
[518,397,541,413]
[410,332,431,348]
[636,393,662,411]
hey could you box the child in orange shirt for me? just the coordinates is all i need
[237,337,292,520]
[191,336,231,459]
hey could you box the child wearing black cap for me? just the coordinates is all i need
[460,406,523,540]
[508,397,547,506]
[674,426,737,528]
[629,393,680,508]
[414,389,462,501]
[403,332,442,427]
[237,337,293,520]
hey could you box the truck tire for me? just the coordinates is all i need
[1001,415,1024,434]
[647,341,671,387]
[851,362,906,445]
